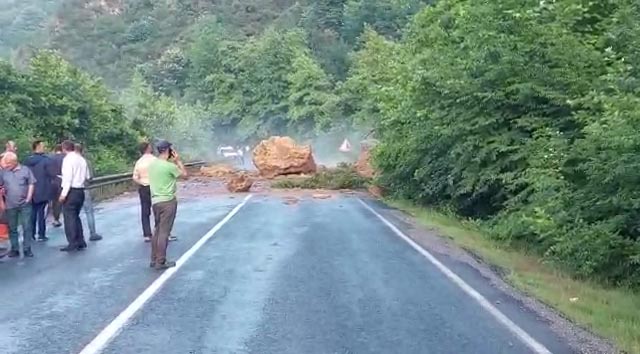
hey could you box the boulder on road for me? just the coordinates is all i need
[200,165,236,178]
[355,140,378,179]
[252,136,317,178]
[226,173,253,193]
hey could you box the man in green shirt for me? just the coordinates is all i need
[148,140,187,270]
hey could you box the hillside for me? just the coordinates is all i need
[0,0,62,58]
[48,0,302,87]
[2,0,431,87]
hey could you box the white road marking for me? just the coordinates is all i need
[79,194,253,354]
[357,199,553,354]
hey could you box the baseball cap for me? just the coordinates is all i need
[156,140,172,153]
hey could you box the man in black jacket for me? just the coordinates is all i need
[47,144,64,227]
[24,140,52,242]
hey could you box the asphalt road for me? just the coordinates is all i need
[0,192,581,354]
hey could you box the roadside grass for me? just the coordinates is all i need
[388,199,640,354]
[271,163,370,190]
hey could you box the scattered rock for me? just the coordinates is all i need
[368,185,384,198]
[226,173,254,193]
[253,136,317,179]
[200,165,236,178]
[283,196,299,205]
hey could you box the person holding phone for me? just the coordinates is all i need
[147,141,187,269]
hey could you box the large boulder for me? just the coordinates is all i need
[355,139,378,179]
[226,173,254,193]
[252,136,317,178]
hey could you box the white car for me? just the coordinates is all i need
[218,146,238,158]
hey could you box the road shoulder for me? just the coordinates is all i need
[360,198,618,354]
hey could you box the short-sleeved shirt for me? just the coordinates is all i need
[0,165,36,209]
[133,154,157,187]
[148,159,180,205]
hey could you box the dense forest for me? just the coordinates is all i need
[2,0,640,287]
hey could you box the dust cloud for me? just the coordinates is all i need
[162,124,369,169]
[303,131,368,168]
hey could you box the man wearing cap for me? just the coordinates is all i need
[0,152,36,258]
[148,140,187,269]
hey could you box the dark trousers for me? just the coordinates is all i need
[138,185,152,237]
[63,188,86,248]
[51,199,62,222]
[50,183,62,222]
[31,201,47,239]
[7,205,33,252]
[151,199,177,264]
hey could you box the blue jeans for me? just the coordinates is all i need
[31,201,47,239]
[83,190,97,237]
[6,204,33,252]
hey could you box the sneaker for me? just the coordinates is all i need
[7,250,20,258]
[154,261,176,270]
[89,234,103,241]
[23,249,34,258]
[143,236,152,243]
[60,246,76,252]
[169,235,178,242]
[37,236,49,242]
[52,221,62,228]
[149,262,156,268]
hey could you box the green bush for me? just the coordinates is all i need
[350,0,640,287]
[271,163,369,190]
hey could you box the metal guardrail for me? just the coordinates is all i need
[87,160,206,189]
[87,161,205,201]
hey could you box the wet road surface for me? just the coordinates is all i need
[0,193,578,354]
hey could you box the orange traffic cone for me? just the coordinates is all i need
[0,223,8,241]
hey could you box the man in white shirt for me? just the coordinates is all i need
[133,142,156,242]
[59,140,89,252]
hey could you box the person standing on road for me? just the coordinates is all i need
[75,143,102,241]
[148,141,187,269]
[2,140,17,158]
[59,141,89,252]
[0,152,36,258]
[133,142,156,242]
[24,140,51,242]
[237,146,245,167]
[47,144,64,227]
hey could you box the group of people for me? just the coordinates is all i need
[0,140,102,258]
[0,138,187,270]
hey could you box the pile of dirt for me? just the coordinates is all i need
[252,136,317,179]
[226,173,254,193]
[368,185,384,198]
[355,139,378,179]
[199,165,236,178]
